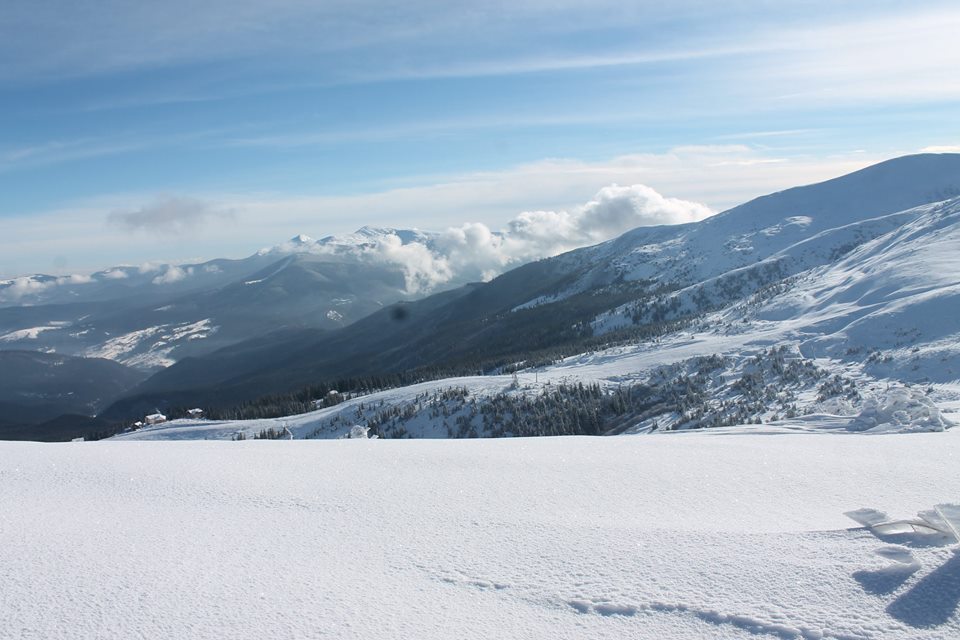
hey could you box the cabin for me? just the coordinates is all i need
[186,408,204,419]
[144,412,167,425]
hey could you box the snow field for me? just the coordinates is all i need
[3,431,960,639]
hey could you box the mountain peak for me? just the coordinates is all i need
[290,234,314,245]
[354,225,396,238]
[716,152,960,226]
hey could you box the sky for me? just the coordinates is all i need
[1,0,959,278]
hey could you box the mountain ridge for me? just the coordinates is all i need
[101,153,960,420]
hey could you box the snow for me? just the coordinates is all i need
[83,319,218,369]
[110,344,957,441]
[243,258,292,285]
[578,198,960,405]
[853,388,952,433]
[2,431,960,639]
[0,325,60,342]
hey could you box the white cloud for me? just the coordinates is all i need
[363,234,454,294]
[57,274,92,285]
[0,1,728,82]
[282,183,711,294]
[921,145,960,153]
[6,1,955,105]
[0,145,886,279]
[440,184,709,289]
[151,265,194,285]
[747,7,960,105]
[2,277,56,299]
[0,273,94,302]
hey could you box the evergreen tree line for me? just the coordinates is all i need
[320,348,865,439]
[184,316,693,423]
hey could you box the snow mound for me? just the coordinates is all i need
[853,387,953,433]
[343,425,376,439]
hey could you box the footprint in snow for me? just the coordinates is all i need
[567,598,637,617]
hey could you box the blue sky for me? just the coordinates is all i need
[1,0,958,277]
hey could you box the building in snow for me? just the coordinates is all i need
[186,408,204,419]
[144,412,167,425]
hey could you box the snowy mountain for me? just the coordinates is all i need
[521,153,960,313]
[0,227,461,370]
[0,253,277,308]
[102,154,960,426]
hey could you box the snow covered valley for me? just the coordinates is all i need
[3,431,960,639]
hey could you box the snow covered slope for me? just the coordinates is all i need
[519,153,960,309]
[4,432,960,639]
[731,198,960,382]
[107,154,960,411]
[110,195,960,441]
[501,155,960,337]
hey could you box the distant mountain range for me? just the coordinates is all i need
[3,152,960,440]
[102,153,960,420]
[0,226,458,370]
[0,350,145,440]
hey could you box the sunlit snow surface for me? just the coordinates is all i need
[3,431,960,639]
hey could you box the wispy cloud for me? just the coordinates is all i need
[0,138,144,172]
[107,196,234,234]
[226,111,662,149]
[357,43,768,83]
[751,7,960,105]
[713,129,823,141]
[5,1,956,103]
[0,0,679,83]
[0,125,247,173]
[3,3,956,179]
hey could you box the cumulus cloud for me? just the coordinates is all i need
[0,273,95,302]
[58,273,93,285]
[151,265,194,285]
[107,196,233,234]
[510,184,708,248]
[2,276,56,299]
[292,183,711,294]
